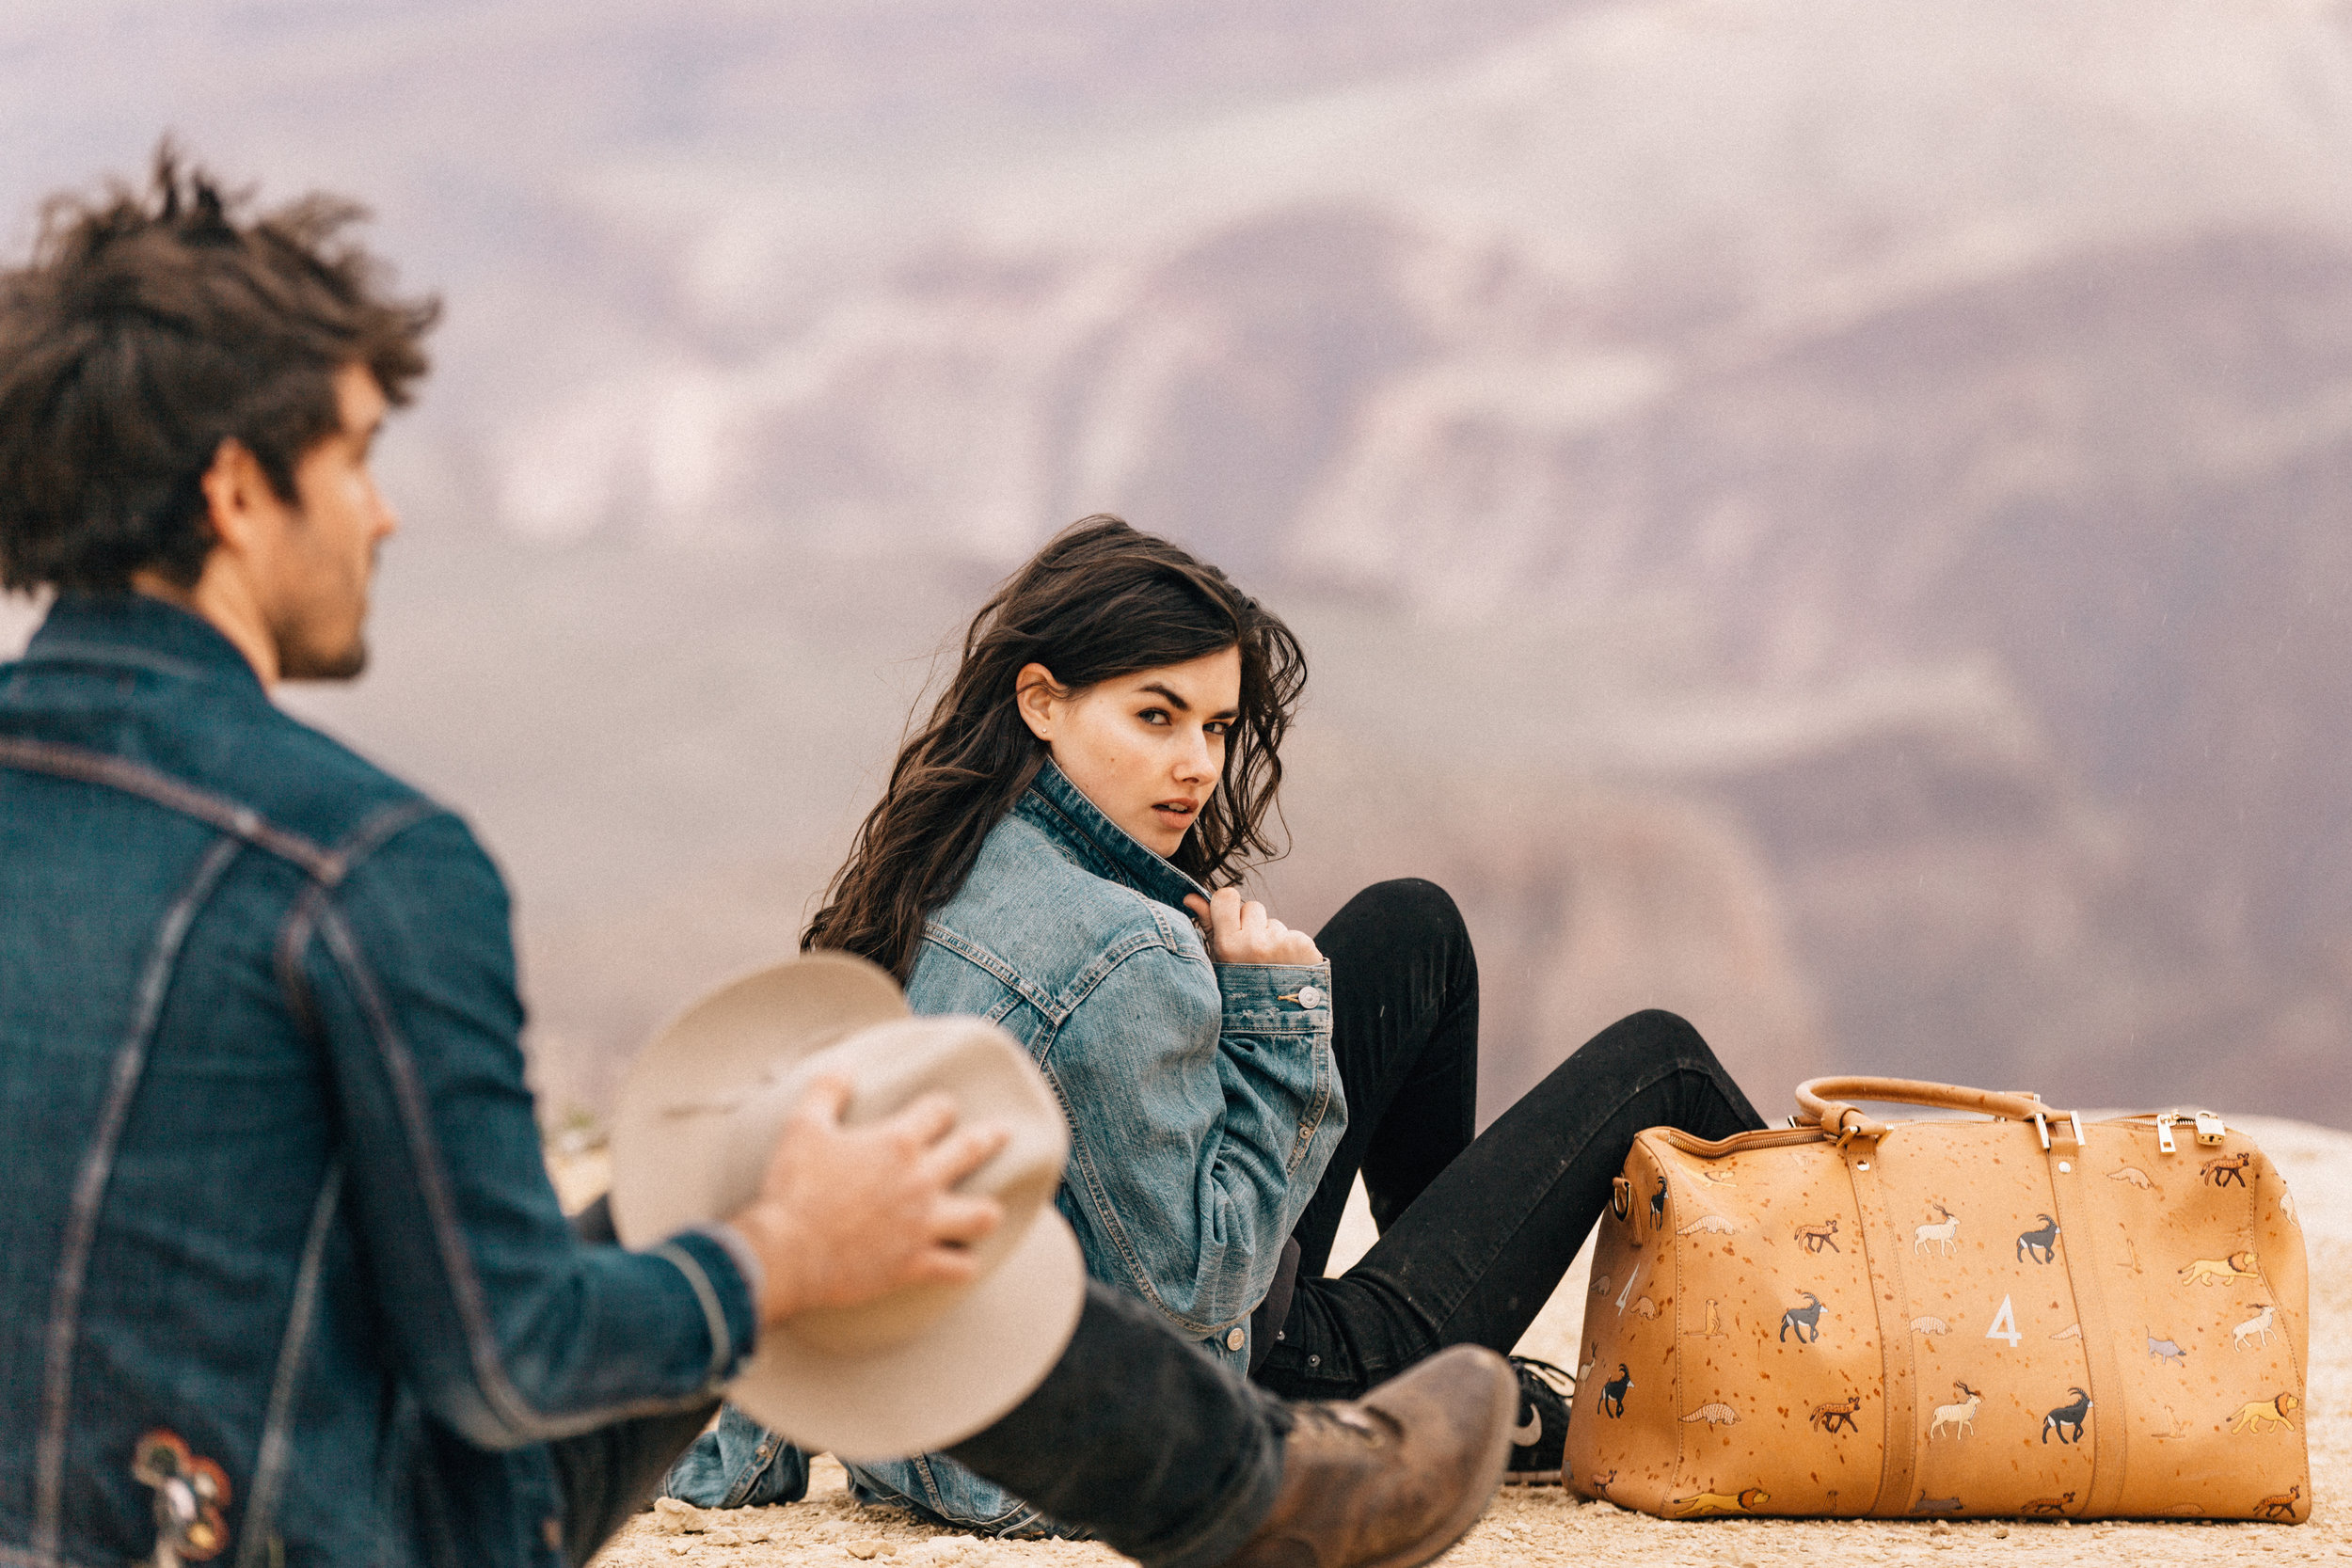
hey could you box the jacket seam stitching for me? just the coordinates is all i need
[0,736,344,881]
[654,1241,735,1384]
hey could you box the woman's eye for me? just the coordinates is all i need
[1138,708,1169,725]
[1203,721,1231,736]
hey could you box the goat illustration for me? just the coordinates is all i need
[1909,1494,1963,1515]
[1914,1203,1959,1257]
[1779,1291,1826,1344]
[2016,1212,2060,1264]
[2255,1484,2301,1522]
[2019,1493,2074,1518]
[2179,1250,2261,1286]
[1673,1487,1769,1517]
[1650,1174,1669,1231]
[2201,1150,2251,1188]
[1677,1212,1738,1236]
[1679,1403,1740,1427]
[1927,1383,1982,1440]
[2233,1303,2276,1349]
[2106,1165,2161,1196]
[2042,1386,2091,1444]
[1598,1365,1632,1418]
[2229,1392,2297,1434]
[1908,1315,1949,1336]
[2145,1332,2185,1364]
[1790,1216,1840,1254]
[1808,1394,1862,1433]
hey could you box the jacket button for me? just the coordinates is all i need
[1226,1326,1247,1351]
[1296,985,1325,1009]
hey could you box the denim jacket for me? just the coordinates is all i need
[0,596,757,1568]
[842,759,1345,1533]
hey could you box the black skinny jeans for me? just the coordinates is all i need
[1253,879,1766,1401]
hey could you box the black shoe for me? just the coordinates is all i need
[1502,1356,1571,1484]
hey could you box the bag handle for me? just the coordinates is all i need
[1795,1076,2064,1145]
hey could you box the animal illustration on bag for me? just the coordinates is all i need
[1679,1403,1740,1427]
[1914,1202,1960,1257]
[2019,1494,2074,1518]
[1697,1164,1738,1187]
[1650,1175,1669,1232]
[1927,1383,1983,1440]
[1673,1487,1769,1517]
[1631,1296,1661,1321]
[1599,1365,1633,1418]
[2106,1165,2161,1196]
[2117,1235,2143,1275]
[2150,1404,2192,1440]
[1699,1300,1724,1338]
[1778,1291,1826,1344]
[1591,1273,1611,1297]
[2145,1332,2186,1364]
[2232,1303,2276,1349]
[1909,1315,1949,1337]
[1792,1217,1840,1254]
[1677,1212,1738,1236]
[1909,1494,1963,1515]
[2179,1251,2262,1287]
[1583,1469,1619,1504]
[2201,1151,2252,1188]
[2041,1387,2092,1444]
[1808,1394,1861,1433]
[1578,1342,1598,1386]
[2015,1212,2061,1264]
[2050,1322,2081,1341]
[2229,1393,2297,1434]
[2254,1485,2301,1522]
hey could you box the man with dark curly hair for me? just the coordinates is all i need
[0,150,1513,1568]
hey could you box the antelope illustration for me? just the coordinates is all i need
[1779,1291,1826,1344]
[2042,1386,2092,1445]
[1679,1403,1740,1427]
[2016,1212,2061,1264]
[2145,1332,2185,1364]
[1650,1174,1669,1231]
[1793,1217,1841,1254]
[1927,1383,1983,1440]
[1914,1203,1960,1257]
[1677,1213,1737,1236]
[2229,1392,2297,1435]
[1909,1315,1950,1336]
[1583,1468,1618,1504]
[2106,1165,2161,1196]
[2233,1303,2277,1349]
[2255,1485,2301,1522]
[2179,1250,2261,1287]
[2202,1150,2252,1188]
[1598,1365,1633,1418]
[1673,1487,1769,1517]
[2019,1493,2074,1518]
[1809,1394,1862,1433]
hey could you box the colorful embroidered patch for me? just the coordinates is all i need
[132,1429,232,1563]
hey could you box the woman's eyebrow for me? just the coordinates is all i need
[1138,681,1192,711]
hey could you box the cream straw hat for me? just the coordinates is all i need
[611,952,1085,1460]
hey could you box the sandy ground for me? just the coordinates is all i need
[575,1114,2352,1566]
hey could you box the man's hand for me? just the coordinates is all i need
[1184,886,1324,967]
[726,1076,1009,1327]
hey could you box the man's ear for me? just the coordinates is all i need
[1013,662,1060,742]
[195,438,276,560]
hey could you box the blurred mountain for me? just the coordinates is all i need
[5,0,2352,1124]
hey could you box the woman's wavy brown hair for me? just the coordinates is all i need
[804,515,1307,979]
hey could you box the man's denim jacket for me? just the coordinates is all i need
[840,760,1345,1532]
[0,596,757,1568]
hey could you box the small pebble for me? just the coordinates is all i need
[845,1544,883,1561]
[1930,1521,1950,1536]
[1993,1527,2010,1538]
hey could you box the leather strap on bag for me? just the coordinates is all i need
[1840,1142,1919,1517]
[2043,1132,2127,1518]
[1797,1077,2055,1145]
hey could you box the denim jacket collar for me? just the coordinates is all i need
[1015,757,1209,917]
[22,592,264,693]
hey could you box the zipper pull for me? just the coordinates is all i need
[2156,1113,2179,1155]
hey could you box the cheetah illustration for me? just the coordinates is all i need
[1673,1487,1769,1517]
[2229,1392,2298,1435]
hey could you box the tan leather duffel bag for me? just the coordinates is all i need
[1565,1077,2311,1523]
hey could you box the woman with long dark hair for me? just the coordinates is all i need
[677,516,1765,1533]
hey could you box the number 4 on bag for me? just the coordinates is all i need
[1985,1294,2022,1347]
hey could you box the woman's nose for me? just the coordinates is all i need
[1174,728,1214,782]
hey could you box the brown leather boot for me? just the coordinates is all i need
[1216,1345,1518,1568]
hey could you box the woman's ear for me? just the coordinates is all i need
[1014,662,1060,742]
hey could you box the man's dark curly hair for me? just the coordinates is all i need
[0,143,438,594]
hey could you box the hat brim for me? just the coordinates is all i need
[728,1205,1089,1462]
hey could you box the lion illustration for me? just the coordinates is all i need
[2229,1392,2299,1435]
[2178,1251,2261,1286]
[1673,1487,1769,1516]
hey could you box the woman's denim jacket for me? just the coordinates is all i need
[675,761,1346,1532]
